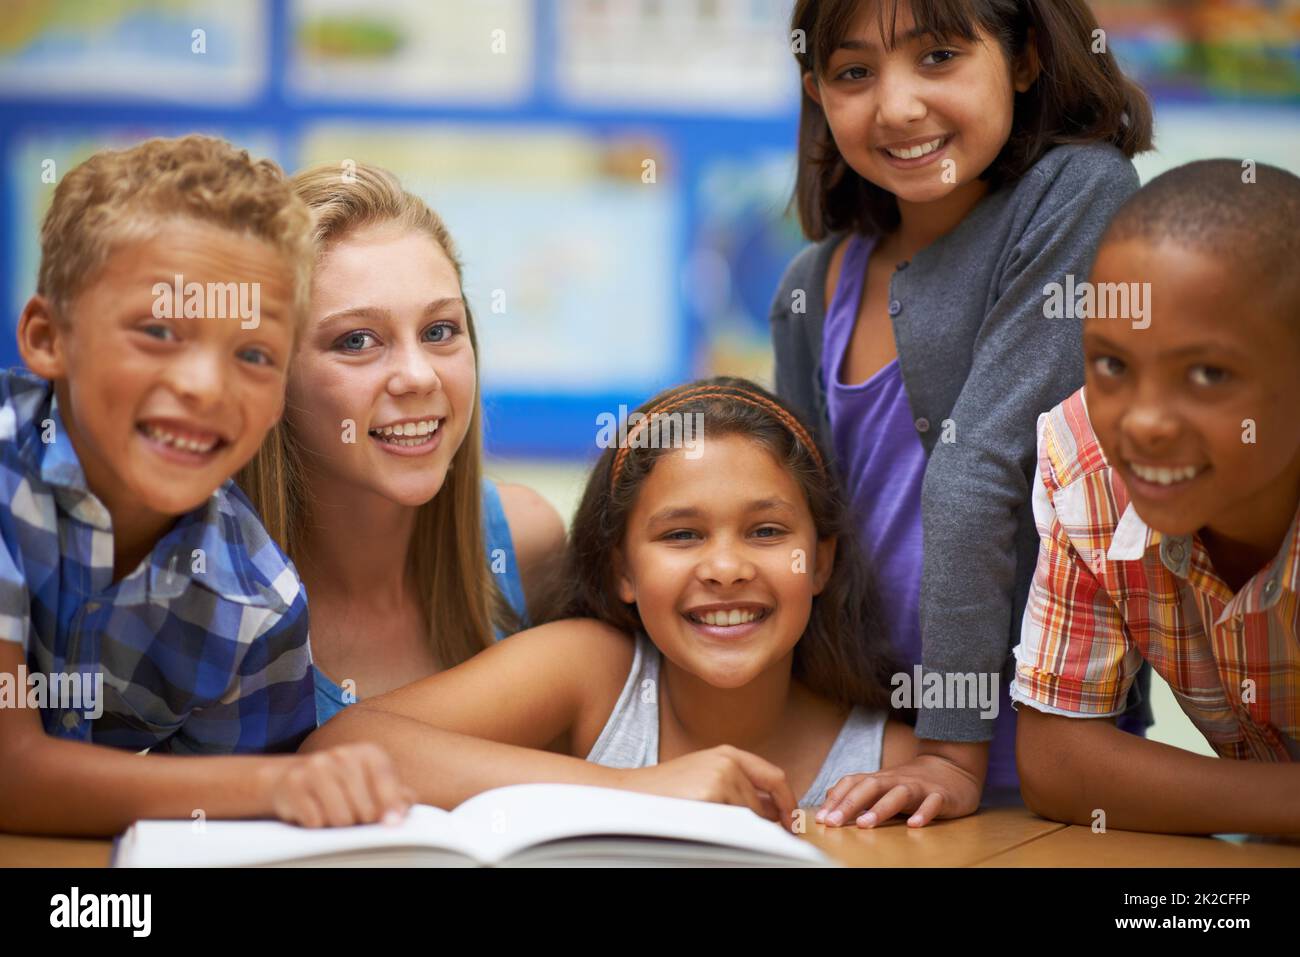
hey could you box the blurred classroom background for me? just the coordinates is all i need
[2,0,1298,755]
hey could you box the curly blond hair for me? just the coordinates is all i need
[37,134,313,325]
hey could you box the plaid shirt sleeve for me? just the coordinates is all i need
[170,584,316,754]
[1011,419,1144,718]
[0,525,29,649]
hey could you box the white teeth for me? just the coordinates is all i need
[886,136,944,160]
[1130,462,1202,486]
[370,419,441,445]
[141,424,218,454]
[693,609,763,626]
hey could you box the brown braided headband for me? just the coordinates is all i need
[609,384,826,493]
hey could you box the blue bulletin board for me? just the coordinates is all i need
[2,0,1298,458]
[0,0,805,460]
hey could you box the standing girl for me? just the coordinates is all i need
[239,163,565,728]
[772,0,1155,826]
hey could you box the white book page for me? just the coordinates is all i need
[116,785,828,867]
[115,804,477,867]
[449,783,826,865]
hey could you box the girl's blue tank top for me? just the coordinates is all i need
[312,479,528,725]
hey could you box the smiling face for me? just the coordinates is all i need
[805,1,1035,208]
[285,221,476,509]
[1084,238,1300,548]
[614,433,835,690]
[41,219,295,521]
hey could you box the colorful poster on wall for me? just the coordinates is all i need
[288,0,533,105]
[0,0,266,103]
[298,124,681,397]
[1094,0,1300,100]
[687,149,804,388]
[555,0,798,115]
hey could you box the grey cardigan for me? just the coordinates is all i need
[770,142,1151,742]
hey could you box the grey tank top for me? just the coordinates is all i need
[585,632,887,807]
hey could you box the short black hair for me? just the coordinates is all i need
[1102,159,1300,323]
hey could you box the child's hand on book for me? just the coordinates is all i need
[262,743,415,828]
[617,745,799,831]
[816,754,982,829]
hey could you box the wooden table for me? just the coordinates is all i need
[3,806,1298,867]
[799,807,1300,867]
[0,833,112,868]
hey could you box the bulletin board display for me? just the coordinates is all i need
[2,0,1297,458]
[0,0,802,458]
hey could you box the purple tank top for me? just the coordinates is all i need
[823,232,1021,792]
[823,234,926,665]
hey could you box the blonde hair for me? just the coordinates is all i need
[37,134,313,324]
[237,162,517,669]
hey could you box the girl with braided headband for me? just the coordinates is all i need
[304,377,919,824]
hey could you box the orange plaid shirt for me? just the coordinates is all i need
[1011,389,1300,762]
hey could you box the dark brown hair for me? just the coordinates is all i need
[543,376,900,712]
[1103,159,1300,331]
[791,0,1155,239]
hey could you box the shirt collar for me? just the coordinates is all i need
[1106,500,1300,612]
[1267,505,1300,607]
[34,394,287,610]
[1107,503,1159,560]
[34,393,115,531]
[1106,502,1194,576]
[37,393,91,494]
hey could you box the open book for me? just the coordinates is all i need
[113,783,833,867]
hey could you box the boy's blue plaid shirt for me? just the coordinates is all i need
[0,369,315,752]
